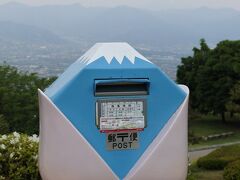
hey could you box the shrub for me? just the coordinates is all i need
[188,130,200,145]
[0,115,9,134]
[197,158,229,170]
[0,133,40,179]
[197,144,240,170]
[223,159,240,180]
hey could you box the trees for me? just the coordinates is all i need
[226,81,240,115]
[177,39,240,122]
[0,64,55,134]
[177,39,210,110]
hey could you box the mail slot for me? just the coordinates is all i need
[94,79,149,96]
[38,42,189,180]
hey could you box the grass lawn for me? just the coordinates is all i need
[188,115,240,149]
[189,170,223,180]
[188,162,223,180]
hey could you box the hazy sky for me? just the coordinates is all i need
[0,0,240,10]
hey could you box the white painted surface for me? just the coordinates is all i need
[77,42,151,64]
[38,89,118,180]
[125,85,189,180]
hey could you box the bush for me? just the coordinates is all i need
[197,144,240,170]
[188,130,200,145]
[223,159,240,180]
[0,115,9,134]
[197,158,229,170]
[0,133,40,179]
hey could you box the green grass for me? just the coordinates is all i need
[190,170,223,180]
[188,114,240,148]
[188,162,224,180]
[189,120,240,137]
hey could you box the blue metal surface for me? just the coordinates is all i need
[45,56,186,179]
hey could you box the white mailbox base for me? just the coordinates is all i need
[38,85,189,180]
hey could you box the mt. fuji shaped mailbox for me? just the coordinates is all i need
[38,42,189,180]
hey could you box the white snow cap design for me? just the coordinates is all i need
[77,42,151,64]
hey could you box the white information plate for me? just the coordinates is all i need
[96,99,146,131]
[106,131,139,150]
[100,116,144,130]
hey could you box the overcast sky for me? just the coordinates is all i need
[0,0,240,10]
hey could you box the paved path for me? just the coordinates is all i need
[188,141,240,162]
[188,148,216,162]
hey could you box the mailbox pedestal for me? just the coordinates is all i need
[38,42,189,180]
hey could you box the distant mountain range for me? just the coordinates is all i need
[0,21,66,44]
[0,2,240,48]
